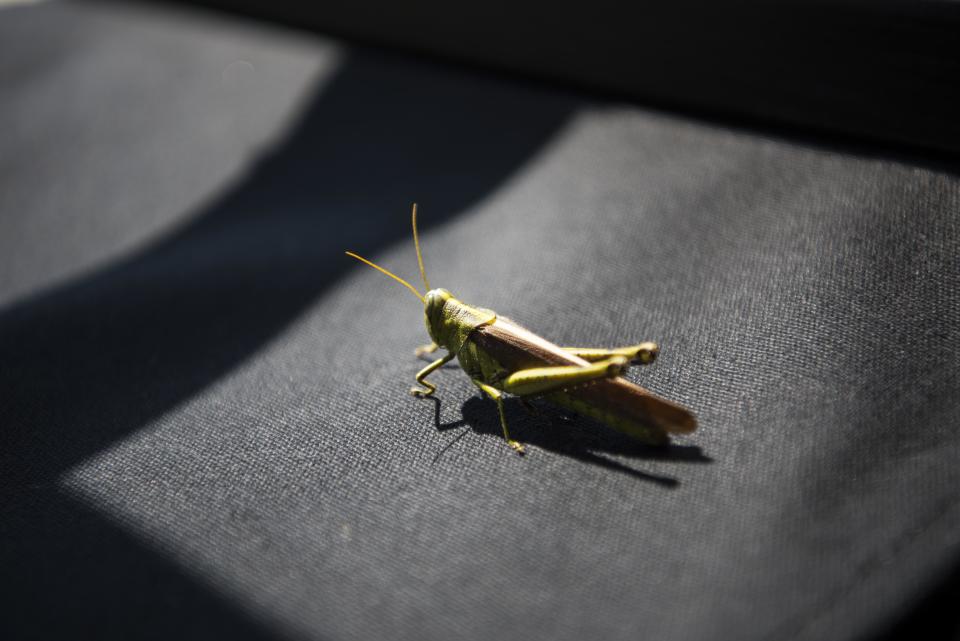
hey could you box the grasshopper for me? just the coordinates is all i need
[346,205,697,454]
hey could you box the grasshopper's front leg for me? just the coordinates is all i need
[415,342,439,359]
[410,351,454,397]
[471,380,525,455]
[498,356,628,397]
[561,342,659,365]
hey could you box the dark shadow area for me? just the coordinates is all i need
[160,0,960,159]
[426,395,711,487]
[872,563,960,641]
[0,51,574,637]
[0,489,279,641]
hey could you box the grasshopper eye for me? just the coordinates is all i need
[424,289,451,313]
[424,289,448,323]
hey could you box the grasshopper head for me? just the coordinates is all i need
[424,288,453,346]
[346,206,486,352]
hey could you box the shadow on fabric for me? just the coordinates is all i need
[427,395,710,487]
[0,51,575,639]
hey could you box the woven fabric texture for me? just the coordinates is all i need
[1,3,958,640]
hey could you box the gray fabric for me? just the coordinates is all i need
[1,2,959,640]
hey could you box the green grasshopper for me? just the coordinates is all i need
[346,205,697,454]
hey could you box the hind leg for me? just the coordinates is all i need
[561,342,659,365]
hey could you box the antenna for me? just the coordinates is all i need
[411,203,431,293]
[344,251,424,303]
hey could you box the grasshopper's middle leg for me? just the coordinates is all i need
[410,352,454,397]
[415,342,439,359]
[561,342,659,365]
[472,380,525,455]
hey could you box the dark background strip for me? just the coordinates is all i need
[153,0,960,156]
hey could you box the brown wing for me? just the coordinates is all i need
[470,318,697,435]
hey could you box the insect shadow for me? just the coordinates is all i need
[425,395,711,487]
